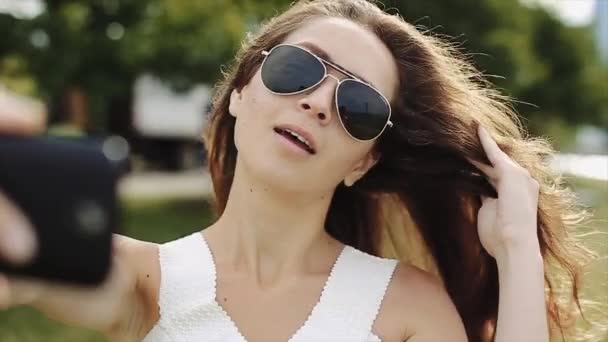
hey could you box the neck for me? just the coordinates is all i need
[205,158,341,287]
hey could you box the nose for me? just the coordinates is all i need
[296,74,340,125]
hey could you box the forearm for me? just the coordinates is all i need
[32,280,132,332]
[2,277,119,330]
[494,242,549,342]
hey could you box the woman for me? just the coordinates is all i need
[0,0,595,341]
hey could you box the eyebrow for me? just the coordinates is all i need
[295,41,373,85]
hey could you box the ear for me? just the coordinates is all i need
[344,150,380,187]
[228,88,243,118]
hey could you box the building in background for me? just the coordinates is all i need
[129,74,212,171]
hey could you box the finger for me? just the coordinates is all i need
[479,195,497,207]
[0,111,42,135]
[466,158,499,181]
[0,274,46,309]
[0,91,45,135]
[478,125,507,167]
[3,275,45,306]
[0,193,37,265]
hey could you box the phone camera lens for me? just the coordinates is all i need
[74,200,107,237]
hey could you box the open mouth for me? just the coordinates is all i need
[273,127,316,154]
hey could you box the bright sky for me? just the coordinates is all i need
[521,0,597,26]
[0,0,44,19]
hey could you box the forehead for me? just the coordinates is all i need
[281,17,399,101]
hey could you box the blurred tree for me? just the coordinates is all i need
[122,0,294,88]
[523,9,608,129]
[382,0,608,130]
[121,0,253,89]
[0,0,282,131]
[1,0,606,133]
[1,0,145,131]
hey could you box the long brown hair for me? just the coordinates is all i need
[203,0,598,340]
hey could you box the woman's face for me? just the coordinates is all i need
[229,17,399,196]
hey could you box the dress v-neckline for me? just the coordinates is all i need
[197,232,348,342]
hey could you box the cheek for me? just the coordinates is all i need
[232,90,287,160]
[319,141,372,182]
[233,92,267,148]
[234,108,263,152]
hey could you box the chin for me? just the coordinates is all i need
[237,151,319,194]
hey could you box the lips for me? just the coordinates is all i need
[273,125,316,154]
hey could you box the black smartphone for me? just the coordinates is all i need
[0,135,122,285]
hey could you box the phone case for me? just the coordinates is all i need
[0,135,119,285]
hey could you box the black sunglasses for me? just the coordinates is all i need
[260,44,393,141]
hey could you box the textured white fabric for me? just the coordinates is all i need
[143,232,398,342]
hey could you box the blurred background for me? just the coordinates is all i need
[0,0,606,340]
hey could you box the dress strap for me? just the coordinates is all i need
[155,232,217,320]
[145,232,248,341]
[290,246,398,341]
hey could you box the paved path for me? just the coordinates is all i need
[118,168,212,200]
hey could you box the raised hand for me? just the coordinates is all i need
[468,125,541,260]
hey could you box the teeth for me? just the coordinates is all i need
[284,129,312,150]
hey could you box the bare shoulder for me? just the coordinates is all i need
[113,234,160,279]
[112,234,162,335]
[375,262,467,342]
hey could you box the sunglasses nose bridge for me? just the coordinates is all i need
[297,74,340,125]
[309,73,340,101]
[318,74,342,99]
[324,74,341,84]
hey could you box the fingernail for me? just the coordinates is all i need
[0,220,37,265]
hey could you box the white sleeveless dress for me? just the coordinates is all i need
[143,232,398,342]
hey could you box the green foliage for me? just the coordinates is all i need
[119,0,251,89]
[1,0,606,132]
[120,197,216,243]
[382,0,608,130]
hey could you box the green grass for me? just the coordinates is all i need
[0,179,605,341]
[565,177,608,341]
[119,197,217,243]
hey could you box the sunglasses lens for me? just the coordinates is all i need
[261,46,325,93]
[337,80,390,140]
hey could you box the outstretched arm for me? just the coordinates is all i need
[1,235,154,341]
[0,96,157,340]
